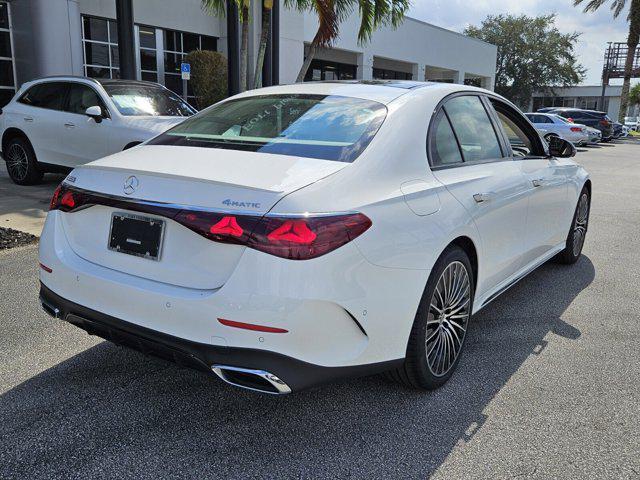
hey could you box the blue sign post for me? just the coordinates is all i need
[180,63,191,80]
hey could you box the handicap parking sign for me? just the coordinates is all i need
[181,63,191,80]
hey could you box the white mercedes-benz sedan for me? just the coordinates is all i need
[38,81,590,394]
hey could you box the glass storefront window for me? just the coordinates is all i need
[162,28,217,102]
[0,1,15,107]
[139,26,157,82]
[81,16,217,99]
[372,67,412,80]
[304,59,357,82]
[82,16,119,79]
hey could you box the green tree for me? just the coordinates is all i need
[465,14,585,109]
[253,0,274,89]
[202,0,252,92]
[185,50,228,109]
[629,82,640,109]
[574,0,640,121]
[288,0,411,83]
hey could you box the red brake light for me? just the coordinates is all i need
[178,211,371,260]
[52,185,372,260]
[49,185,62,210]
[570,127,582,132]
[250,213,371,260]
[49,184,81,212]
[61,191,76,209]
[210,216,244,237]
[267,219,317,244]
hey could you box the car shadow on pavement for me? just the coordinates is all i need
[0,256,595,479]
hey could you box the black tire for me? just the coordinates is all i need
[4,136,43,185]
[386,245,474,390]
[554,187,590,264]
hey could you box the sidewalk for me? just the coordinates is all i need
[0,162,64,236]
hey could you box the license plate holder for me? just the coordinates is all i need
[108,212,165,261]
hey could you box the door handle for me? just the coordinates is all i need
[532,179,544,188]
[473,193,494,203]
[23,117,33,123]
[64,123,75,128]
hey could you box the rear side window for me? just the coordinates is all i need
[19,82,68,111]
[66,83,104,115]
[430,111,463,166]
[443,95,503,162]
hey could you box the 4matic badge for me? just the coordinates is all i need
[222,199,261,209]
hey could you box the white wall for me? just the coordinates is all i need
[531,85,624,119]
[286,12,497,88]
[11,0,85,82]
[79,0,223,37]
[11,1,497,93]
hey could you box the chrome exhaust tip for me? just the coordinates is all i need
[40,298,61,319]
[212,365,292,395]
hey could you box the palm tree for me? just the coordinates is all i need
[202,0,252,92]
[253,0,274,89]
[288,0,411,83]
[574,0,640,121]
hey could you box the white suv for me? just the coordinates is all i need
[0,76,196,185]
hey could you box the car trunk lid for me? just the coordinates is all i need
[59,145,347,290]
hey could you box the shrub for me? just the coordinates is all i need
[184,50,227,110]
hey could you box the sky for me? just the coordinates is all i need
[408,0,631,85]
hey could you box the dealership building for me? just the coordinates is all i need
[529,85,629,120]
[0,0,497,107]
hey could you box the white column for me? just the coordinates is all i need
[412,63,426,82]
[482,77,494,90]
[357,52,373,80]
[453,70,465,85]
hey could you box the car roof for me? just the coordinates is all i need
[229,81,485,105]
[551,107,606,115]
[22,76,165,90]
[97,79,165,88]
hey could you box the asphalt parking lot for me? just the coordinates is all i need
[1,140,640,479]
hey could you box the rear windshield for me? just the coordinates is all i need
[148,94,387,162]
[102,84,196,117]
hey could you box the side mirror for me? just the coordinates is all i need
[85,106,103,124]
[548,136,576,158]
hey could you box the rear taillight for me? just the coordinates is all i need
[176,211,371,260]
[570,127,583,132]
[249,213,371,260]
[50,184,82,212]
[51,185,372,260]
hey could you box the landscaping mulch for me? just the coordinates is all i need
[0,227,38,250]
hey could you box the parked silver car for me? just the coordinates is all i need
[584,126,602,144]
[526,112,590,146]
[624,116,638,131]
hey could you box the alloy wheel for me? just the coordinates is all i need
[6,143,29,181]
[573,193,589,256]
[425,261,471,377]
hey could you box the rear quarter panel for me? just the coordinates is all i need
[270,86,482,273]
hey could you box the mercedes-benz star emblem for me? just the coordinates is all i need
[123,175,139,195]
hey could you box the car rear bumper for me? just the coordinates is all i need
[39,282,402,393]
[38,210,427,391]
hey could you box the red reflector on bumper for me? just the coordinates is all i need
[217,318,288,334]
[39,262,52,273]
